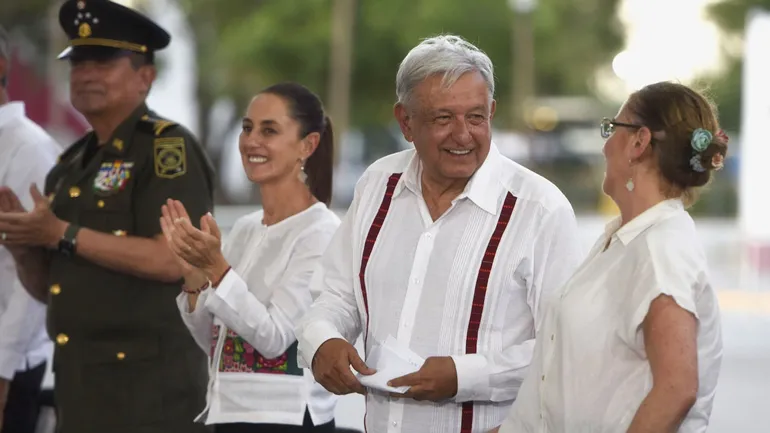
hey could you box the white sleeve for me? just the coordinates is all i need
[204,224,338,360]
[452,201,584,402]
[0,137,58,379]
[623,233,703,345]
[295,180,368,369]
[3,138,58,210]
[176,290,215,354]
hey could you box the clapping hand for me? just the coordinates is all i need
[159,199,229,281]
[0,184,66,253]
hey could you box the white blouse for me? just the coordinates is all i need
[498,199,723,433]
[296,144,584,433]
[177,203,341,426]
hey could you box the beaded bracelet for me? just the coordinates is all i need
[211,266,232,289]
[182,280,211,294]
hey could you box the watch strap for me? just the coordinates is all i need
[63,224,80,243]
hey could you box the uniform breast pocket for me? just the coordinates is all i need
[79,194,135,236]
[80,336,164,426]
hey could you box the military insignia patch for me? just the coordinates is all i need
[153,120,175,136]
[154,138,186,179]
[78,22,92,38]
[93,161,134,195]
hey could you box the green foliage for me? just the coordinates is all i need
[180,0,624,128]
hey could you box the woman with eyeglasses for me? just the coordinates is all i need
[492,82,726,433]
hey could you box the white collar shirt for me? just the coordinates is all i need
[177,203,341,426]
[296,144,584,433]
[498,199,723,433]
[0,102,61,379]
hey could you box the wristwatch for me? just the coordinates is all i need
[57,224,80,257]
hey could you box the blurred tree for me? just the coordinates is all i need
[178,0,623,160]
[700,0,770,132]
[0,0,58,61]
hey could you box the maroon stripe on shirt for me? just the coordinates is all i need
[460,192,517,433]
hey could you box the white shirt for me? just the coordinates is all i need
[296,144,584,433]
[0,102,61,380]
[499,199,723,433]
[177,203,340,426]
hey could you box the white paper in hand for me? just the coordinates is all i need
[356,336,425,394]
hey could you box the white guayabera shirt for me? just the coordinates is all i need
[296,144,584,433]
[499,199,723,433]
[0,102,60,381]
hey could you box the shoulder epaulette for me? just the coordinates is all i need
[138,114,178,137]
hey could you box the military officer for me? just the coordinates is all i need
[0,1,213,432]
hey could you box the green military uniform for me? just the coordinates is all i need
[44,1,214,432]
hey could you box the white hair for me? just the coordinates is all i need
[395,34,495,109]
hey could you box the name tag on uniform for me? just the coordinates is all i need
[93,161,134,195]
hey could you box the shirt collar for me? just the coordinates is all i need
[0,102,26,131]
[396,141,504,215]
[604,198,685,246]
[101,102,150,157]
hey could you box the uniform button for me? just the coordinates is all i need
[392,421,397,427]
[50,284,61,295]
[116,352,126,360]
[541,375,545,381]
[68,186,81,198]
[425,233,432,240]
[97,200,105,208]
[550,334,554,341]
[113,230,127,236]
[56,334,69,346]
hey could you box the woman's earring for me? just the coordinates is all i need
[298,159,308,183]
[625,178,634,192]
[625,159,634,192]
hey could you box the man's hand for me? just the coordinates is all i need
[0,184,66,250]
[388,356,458,402]
[0,187,30,257]
[312,338,375,396]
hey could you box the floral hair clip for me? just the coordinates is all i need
[716,129,729,144]
[689,128,712,173]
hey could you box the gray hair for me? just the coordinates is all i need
[395,34,495,109]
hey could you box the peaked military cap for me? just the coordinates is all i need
[57,0,170,60]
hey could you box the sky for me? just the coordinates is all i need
[602,0,724,100]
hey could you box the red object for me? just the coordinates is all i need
[461,192,518,433]
[7,48,89,137]
[358,173,402,348]
[211,266,232,288]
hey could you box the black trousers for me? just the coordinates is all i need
[1,361,46,433]
[214,409,334,433]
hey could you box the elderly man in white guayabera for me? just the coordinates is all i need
[295,34,584,433]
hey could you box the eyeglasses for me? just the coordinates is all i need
[600,117,643,139]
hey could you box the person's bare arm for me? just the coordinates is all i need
[627,294,698,433]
